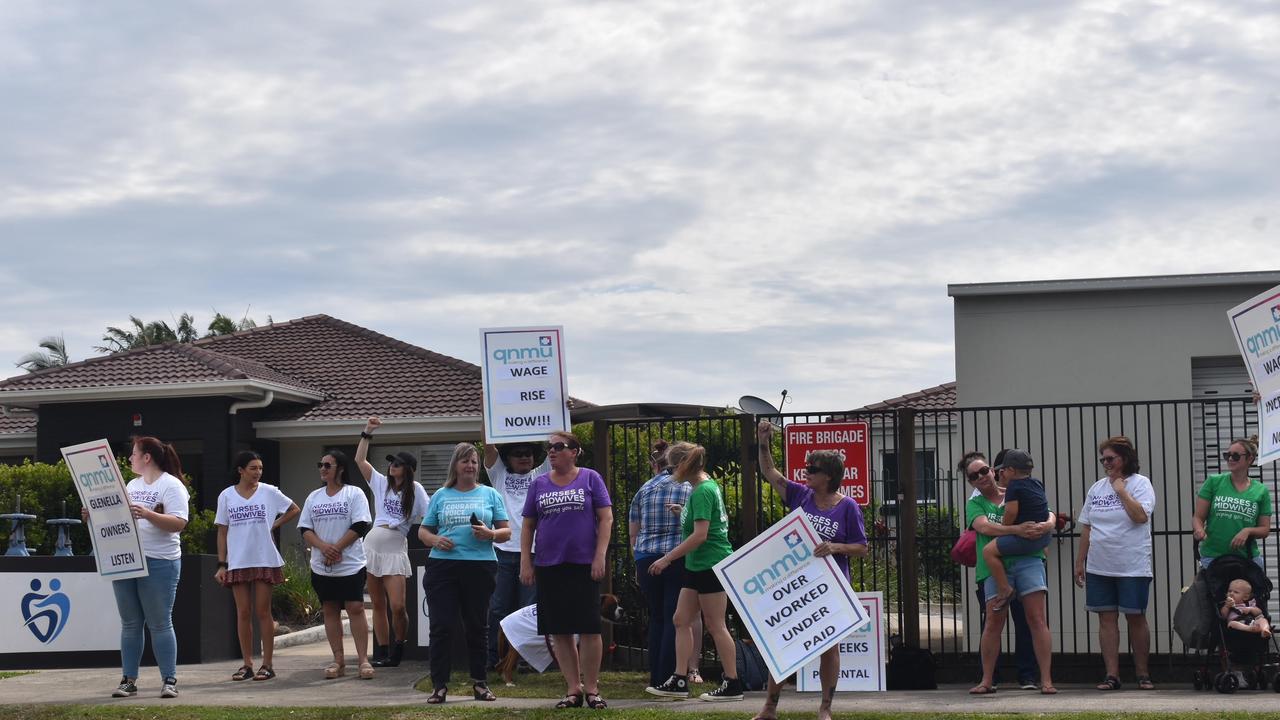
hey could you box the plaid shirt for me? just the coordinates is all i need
[629,470,692,556]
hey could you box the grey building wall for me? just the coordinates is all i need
[950,273,1280,406]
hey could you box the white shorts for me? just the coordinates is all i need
[364,526,411,577]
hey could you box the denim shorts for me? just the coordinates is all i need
[1084,573,1151,614]
[1201,555,1266,570]
[983,556,1047,601]
[995,532,1051,556]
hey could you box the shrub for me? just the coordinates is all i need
[272,545,321,627]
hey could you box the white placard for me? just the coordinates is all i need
[416,565,429,647]
[714,509,867,683]
[2,571,122,653]
[60,439,148,580]
[796,592,885,692]
[1228,285,1280,465]
[479,326,571,443]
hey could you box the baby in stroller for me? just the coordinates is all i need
[1223,579,1273,638]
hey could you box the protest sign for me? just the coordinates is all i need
[1228,285,1280,465]
[480,326,571,443]
[796,591,885,692]
[714,508,867,682]
[785,421,871,505]
[60,439,147,579]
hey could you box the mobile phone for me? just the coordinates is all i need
[470,513,484,526]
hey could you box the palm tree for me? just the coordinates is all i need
[16,335,70,372]
[95,311,261,354]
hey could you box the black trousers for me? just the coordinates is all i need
[423,558,497,689]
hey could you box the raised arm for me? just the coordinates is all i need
[484,443,499,469]
[354,416,381,482]
[756,420,788,496]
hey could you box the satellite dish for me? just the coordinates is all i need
[738,395,780,416]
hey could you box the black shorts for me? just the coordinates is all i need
[310,567,367,603]
[535,564,602,635]
[682,568,724,594]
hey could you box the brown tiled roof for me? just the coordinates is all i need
[0,413,36,434]
[0,342,324,395]
[855,381,957,411]
[192,315,485,421]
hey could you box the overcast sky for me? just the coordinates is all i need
[0,1,1276,412]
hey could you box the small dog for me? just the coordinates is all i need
[496,593,623,686]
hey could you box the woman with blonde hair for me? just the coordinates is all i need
[1193,436,1270,569]
[419,442,509,704]
[645,441,742,702]
[521,430,614,709]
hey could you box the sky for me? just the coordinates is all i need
[0,1,1276,413]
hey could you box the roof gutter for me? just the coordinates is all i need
[228,390,274,415]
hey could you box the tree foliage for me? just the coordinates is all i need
[94,310,260,354]
[15,335,69,372]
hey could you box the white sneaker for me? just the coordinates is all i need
[160,678,178,698]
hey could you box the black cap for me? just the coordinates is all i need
[386,452,418,473]
[994,449,1034,472]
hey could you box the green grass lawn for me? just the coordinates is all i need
[412,670,706,700]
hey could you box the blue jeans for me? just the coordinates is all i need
[976,581,1038,685]
[487,549,537,667]
[113,556,181,681]
[635,553,684,687]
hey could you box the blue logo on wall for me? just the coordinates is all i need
[21,578,70,644]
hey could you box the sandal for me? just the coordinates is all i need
[427,686,447,704]
[1096,675,1121,691]
[473,681,497,701]
[1137,676,1155,690]
[324,662,344,679]
[232,664,254,681]
[585,692,608,709]
[253,666,275,681]
[968,684,997,695]
[358,662,374,680]
[555,693,584,708]
[1040,685,1059,695]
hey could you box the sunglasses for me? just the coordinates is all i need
[316,462,334,469]
[1099,456,1120,465]
[804,465,824,476]
[508,450,535,458]
[1223,452,1250,462]
[967,466,992,482]
[547,442,580,453]
[389,460,403,468]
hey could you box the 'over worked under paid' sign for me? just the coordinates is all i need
[480,326,572,443]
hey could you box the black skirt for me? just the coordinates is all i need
[535,563,601,635]
[310,567,367,603]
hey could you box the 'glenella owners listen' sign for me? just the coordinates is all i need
[714,508,867,682]
[60,439,148,580]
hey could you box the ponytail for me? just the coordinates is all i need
[666,441,706,480]
[133,435,184,480]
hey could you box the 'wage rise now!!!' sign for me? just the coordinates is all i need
[1229,284,1280,465]
[785,421,870,505]
[479,326,572,443]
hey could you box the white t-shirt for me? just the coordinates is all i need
[1078,473,1157,577]
[368,469,430,535]
[126,473,190,561]
[499,604,557,673]
[215,484,295,571]
[488,457,551,553]
[298,484,372,577]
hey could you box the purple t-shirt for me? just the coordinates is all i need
[785,483,867,579]
[522,468,612,567]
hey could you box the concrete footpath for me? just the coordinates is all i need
[3,636,1280,713]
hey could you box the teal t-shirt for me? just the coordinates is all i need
[682,478,733,571]
[422,485,509,561]
[1198,472,1272,559]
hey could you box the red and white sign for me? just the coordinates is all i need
[785,421,870,505]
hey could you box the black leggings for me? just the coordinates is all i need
[423,558,497,689]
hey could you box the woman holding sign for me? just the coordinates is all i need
[214,451,300,681]
[1193,436,1269,569]
[645,441,743,703]
[98,436,189,700]
[754,422,868,720]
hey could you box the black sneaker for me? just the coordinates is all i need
[699,677,744,701]
[111,677,137,698]
[645,674,689,698]
[160,678,178,698]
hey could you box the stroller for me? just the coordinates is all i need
[1188,554,1280,693]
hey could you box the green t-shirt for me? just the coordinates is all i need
[1198,472,1272,559]
[966,492,1052,583]
[682,478,733,571]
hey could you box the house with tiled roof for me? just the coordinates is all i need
[0,315,553,532]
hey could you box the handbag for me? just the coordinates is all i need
[950,529,977,567]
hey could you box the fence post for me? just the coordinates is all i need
[739,415,759,541]
[896,408,920,649]
[593,419,614,666]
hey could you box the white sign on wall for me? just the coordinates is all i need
[2,572,121,653]
[714,509,867,683]
[60,439,147,580]
[796,591,885,692]
[479,326,571,443]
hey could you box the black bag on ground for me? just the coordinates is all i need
[734,637,768,691]
[886,643,936,690]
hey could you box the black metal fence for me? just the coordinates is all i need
[593,397,1274,677]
